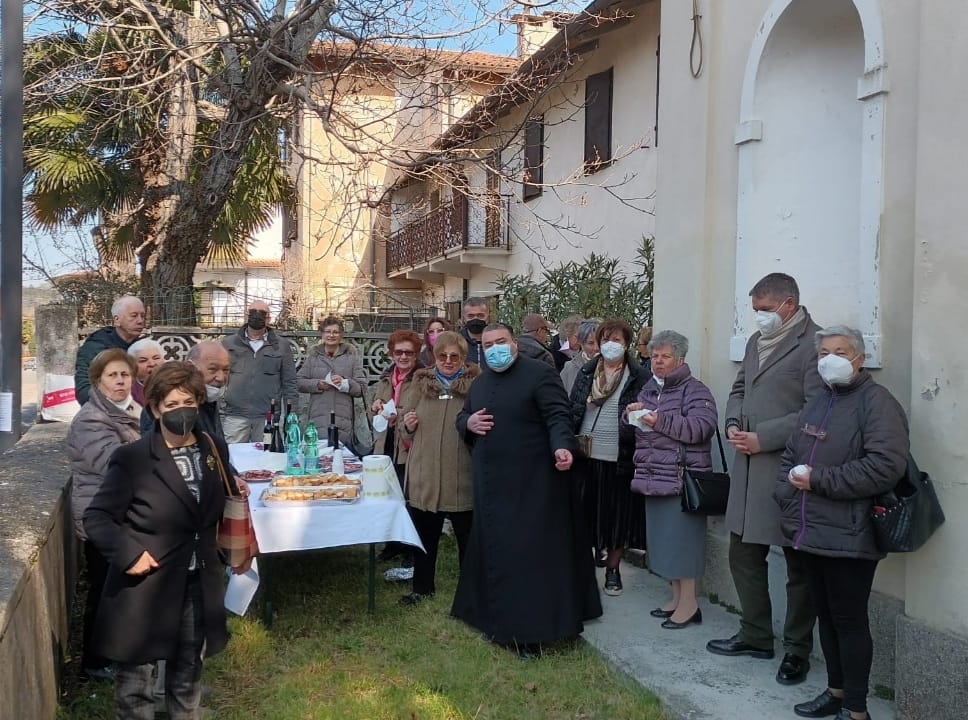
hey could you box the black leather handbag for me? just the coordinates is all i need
[680,426,731,515]
[871,454,945,553]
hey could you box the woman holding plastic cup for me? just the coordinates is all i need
[626,330,717,630]
[775,326,908,720]
[398,331,481,605]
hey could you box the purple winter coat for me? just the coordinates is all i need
[630,363,718,496]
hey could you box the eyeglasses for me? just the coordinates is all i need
[392,349,415,357]
[436,352,461,362]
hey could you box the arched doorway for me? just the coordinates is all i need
[732,0,887,365]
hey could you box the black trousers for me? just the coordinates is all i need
[800,552,879,714]
[82,540,111,670]
[408,507,472,596]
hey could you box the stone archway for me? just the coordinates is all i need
[732,0,887,366]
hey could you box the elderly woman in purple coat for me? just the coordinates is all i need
[627,330,718,629]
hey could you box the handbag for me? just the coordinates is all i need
[205,432,260,569]
[574,405,603,459]
[348,397,375,458]
[680,425,731,515]
[871,454,945,553]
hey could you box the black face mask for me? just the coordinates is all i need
[160,407,198,436]
[247,311,267,330]
[465,318,486,335]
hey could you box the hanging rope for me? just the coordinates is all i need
[690,0,704,78]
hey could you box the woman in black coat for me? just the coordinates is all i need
[568,319,649,596]
[84,362,248,720]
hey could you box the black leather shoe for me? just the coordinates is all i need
[516,643,542,660]
[706,633,775,659]
[650,607,674,618]
[661,608,702,629]
[833,709,870,720]
[793,689,843,718]
[777,653,810,685]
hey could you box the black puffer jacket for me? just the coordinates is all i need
[774,371,909,560]
[569,355,649,481]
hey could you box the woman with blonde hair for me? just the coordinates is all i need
[398,331,481,604]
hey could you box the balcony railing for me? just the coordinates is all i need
[386,193,509,274]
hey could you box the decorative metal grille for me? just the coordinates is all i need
[138,329,392,383]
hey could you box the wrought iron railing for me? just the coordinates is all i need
[386,193,510,273]
[90,328,394,384]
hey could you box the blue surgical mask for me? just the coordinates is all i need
[485,344,514,372]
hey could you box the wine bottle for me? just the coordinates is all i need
[327,410,339,449]
[262,412,273,451]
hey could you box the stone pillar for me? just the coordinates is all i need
[34,305,78,409]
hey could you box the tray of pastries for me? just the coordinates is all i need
[260,485,362,506]
[269,473,362,489]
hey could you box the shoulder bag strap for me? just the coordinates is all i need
[202,431,235,497]
[675,378,728,471]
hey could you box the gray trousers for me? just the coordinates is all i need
[115,574,204,720]
[221,415,266,444]
[728,532,815,657]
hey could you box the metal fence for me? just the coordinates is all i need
[108,328,394,384]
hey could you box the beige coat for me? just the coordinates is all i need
[399,365,480,513]
[724,309,824,545]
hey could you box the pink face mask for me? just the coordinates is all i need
[427,330,441,347]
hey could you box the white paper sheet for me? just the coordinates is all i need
[224,557,260,616]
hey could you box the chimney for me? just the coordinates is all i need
[512,10,563,58]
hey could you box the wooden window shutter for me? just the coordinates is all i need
[523,117,544,200]
[584,68,613,173]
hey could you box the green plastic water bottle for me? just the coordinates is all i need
[304,422,320,473]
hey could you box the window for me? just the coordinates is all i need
[523,116,544,200]
[584,68,613,173]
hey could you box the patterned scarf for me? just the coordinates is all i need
[589,359,625,406]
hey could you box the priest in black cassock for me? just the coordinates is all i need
[452,323,602,657]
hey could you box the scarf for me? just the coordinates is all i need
[756,306,806,365]
[589,358,625,406]
[390,366,410,404]
[435,367,464,389]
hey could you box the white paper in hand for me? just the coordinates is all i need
[382,398,397,417]
[224,557,259,616]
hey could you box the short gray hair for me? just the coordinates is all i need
[577,320,599,344]
[127,338,163,358]
[814,325,865,355]
[111,295,143,318]
[647,330,690,360]
[558,315,582,337]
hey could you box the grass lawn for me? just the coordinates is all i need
[59,536,666,719]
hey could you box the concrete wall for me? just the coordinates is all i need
[654,0,967,713]
[0,422,77,720]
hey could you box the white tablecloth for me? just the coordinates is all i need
[246,485,423,553]
[227,443,423,553]
[224,445,422,615]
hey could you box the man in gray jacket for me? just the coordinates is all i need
[516,313,556,368]
[221,300,299,443]
[706,273,824,686]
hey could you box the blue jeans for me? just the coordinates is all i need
[115,573,205,720]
